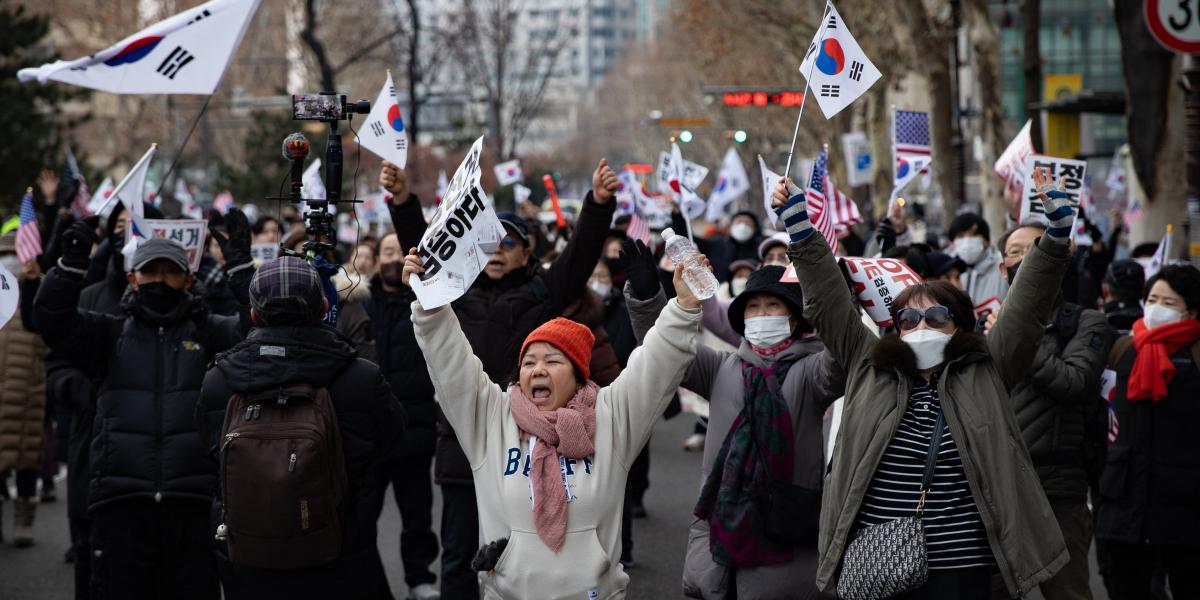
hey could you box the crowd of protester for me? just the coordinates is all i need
[0,158,1197,600]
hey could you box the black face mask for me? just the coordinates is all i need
[137,281,185,314]
[1006,261,1021,287]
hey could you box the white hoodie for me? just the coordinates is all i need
[412,299,700,600]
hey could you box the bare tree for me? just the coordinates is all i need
[452,0,575,158]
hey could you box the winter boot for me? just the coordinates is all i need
[13,497,36,547]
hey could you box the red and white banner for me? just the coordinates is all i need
[782,256,922,327]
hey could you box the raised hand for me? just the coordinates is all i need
[401,247,425,287]
[380,161,410,204]
[671,254,711,311]
[1033,167,1076,243]
[211,207,252,268]
[772,176,813,242]
[37,169,60,204]
[617,238,659,300]
[60,218,99,270]
[592,158,619,204]
[888,196,907,234]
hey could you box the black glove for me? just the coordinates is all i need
[617,239,660,300]
[60,217,99,271]
[210,207,252,268]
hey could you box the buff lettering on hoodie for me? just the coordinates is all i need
[503,441,594,507]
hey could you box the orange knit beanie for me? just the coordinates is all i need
[519,318,595,380]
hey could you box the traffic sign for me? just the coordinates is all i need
[1146,0,1200,53]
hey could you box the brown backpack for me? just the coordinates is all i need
[218,383,347,570]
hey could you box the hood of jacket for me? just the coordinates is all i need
[215,326,358,393]
[867,329,991,378]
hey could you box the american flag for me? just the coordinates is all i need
[826,175,863,239]
[805,150,838,250]
[626,183,651,245]
[894,110,931,156]
[16,188,42,264]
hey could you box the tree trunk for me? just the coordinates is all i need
[406,0,421,141]
[928,58,959,225]
[964,0,1007,229]
[301,0,336,92]
[868,85,892,217]
[1022,0,1042,152]
[1128,58,1188,247]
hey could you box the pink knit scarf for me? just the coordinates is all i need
[508,380,599,552]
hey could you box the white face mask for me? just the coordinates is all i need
[730,222,755,243]
[744,315,792,349]
[953,236,986,266]
[0,255,20,276]
[589,280,611,299]
[901,328,956,370]
[730,276,749,296]
[1143,303,1185,330]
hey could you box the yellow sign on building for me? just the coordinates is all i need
[1043,74,1083,159]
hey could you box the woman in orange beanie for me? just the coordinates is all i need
[403,248,704,600]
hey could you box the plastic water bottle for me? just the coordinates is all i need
[661,228,719,300]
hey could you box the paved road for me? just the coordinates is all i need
[0,413,1111,599]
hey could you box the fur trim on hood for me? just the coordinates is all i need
[868,329,990,378]
[332,270,372,303]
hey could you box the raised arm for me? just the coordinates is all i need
[987,170,1075,389]
[33,220,120,377]
[607,268,702,469]
[380,161,429,250]
[773,178,876,372]
[542,159,618,314]
[700,294,741,347]
[402,248,504,470]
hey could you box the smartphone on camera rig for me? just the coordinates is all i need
[267,92,370,324]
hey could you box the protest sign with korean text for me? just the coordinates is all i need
[0,259,17,328]
[411,136,505,309]
[1018,155,1087,224]
[250,243,279,264]
[124,219,207,272]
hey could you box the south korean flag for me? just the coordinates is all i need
[798,1,882,119]
[359,71,409,168]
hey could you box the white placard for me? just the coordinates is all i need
[124,219,207,272]
[0,261,18,328]
[1017,155,1087,224]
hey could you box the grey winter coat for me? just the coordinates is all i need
[624,285,845,600]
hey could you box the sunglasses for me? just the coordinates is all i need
[896,306,953,331]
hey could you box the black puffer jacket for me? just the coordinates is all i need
[433,192,615,484]
[45,268,128,519]
[197,325,406,597]
[34,266,250,510]
[1098,337,1200,547]
[1007,302,1111,502]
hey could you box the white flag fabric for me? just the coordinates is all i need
[758,155,783,227]
[435,170,448,204]
[87,177,116,217]
[514,183,533,205]
[798,2,882,119]
[494,160,523,187]
[110,145,156,239]
[18,0,259,95]
[1146,227,1173,280]
[669,143,706,220]
[302,159,327,201]
[995,119,1034,194]
[176,179,204,219]
[893,155,932,194]
[656,150,709,193]
[705,148,751,222]
[359,71,409,168]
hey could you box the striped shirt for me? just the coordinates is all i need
[854,376,995,570]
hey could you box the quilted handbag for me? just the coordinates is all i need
[836,411,946,600]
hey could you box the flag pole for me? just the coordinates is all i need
[783,0,834,182]
[156,95,214,198]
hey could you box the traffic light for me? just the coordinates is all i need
[732,129,748,143]
[679,130,694,143]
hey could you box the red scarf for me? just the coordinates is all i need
[507,381,599,552]
[1128,318,1200,402]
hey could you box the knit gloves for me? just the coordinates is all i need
[1035,181,1077,245]
[773,179,813,243]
